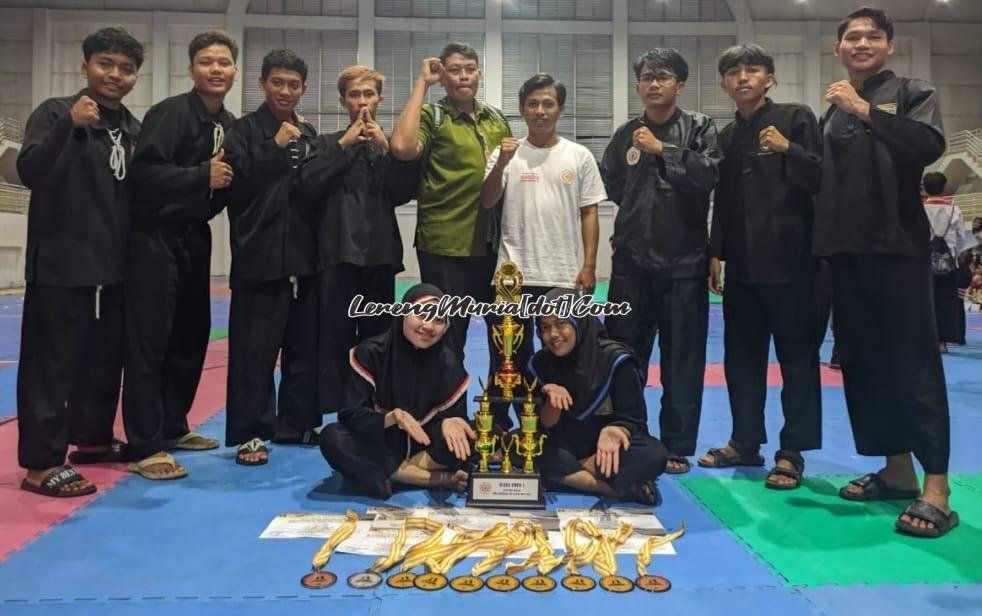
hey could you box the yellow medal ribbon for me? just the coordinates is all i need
[370,517,444,574]
[471,522,535,577]
[505,524,563,576]
[635,523,686,577]
[591,522,633,578]
[422,523,512,575]
[311,510,359,571]
[399,520,453,571]
[563,519,604,575]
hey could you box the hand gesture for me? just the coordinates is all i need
[360,107,389,154]
[596,425,630,478]
[274,121,302,148]
[757,125,790,153]
[825,80,869,117]
[575,266,596,295]
[418,57,444,87]
[390,408,431,446]
[541,383,572,412]
[708,257,723,295]
[209,148,233,189]
[497,137,520,167]
[632,126,663,155]
[441,417,476,461]
[70,95,100,127]
[339,115,368,150]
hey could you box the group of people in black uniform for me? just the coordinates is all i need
[16,5,959,539]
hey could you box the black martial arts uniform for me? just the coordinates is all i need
[708,100,822,455]
[16,91,139,470]
[600,108,721,457]
[298,131,418,414]
[221,104,321,446]
[319,284,470,497]
[528,307,667,493]
[814,70,950,474]
[123,90,234,460]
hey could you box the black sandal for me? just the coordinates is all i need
[697,443,765,468]
[271,427,320,446]
[623,480,661,506]
[838,473,920,502]
[236,438,268,466]
[665,455,691,475]
[765,451,804,490]
[895,499,960,538]
[20,465,97,498]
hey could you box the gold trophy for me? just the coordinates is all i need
[467,261,545,509]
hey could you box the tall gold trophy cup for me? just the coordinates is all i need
[467,262,546,509]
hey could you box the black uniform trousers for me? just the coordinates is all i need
[605,270,708,456]
[416,249,497,363]
[831,254,950,474]
[319,422,460,497]
[123,221,211,460]
[17,284,123,470]
[317,264,395,414]
[225,275,320,446]
[815,257,839,346]
[932,270,960,344]
[538,431,668,492]
[722,279,822,453]
[485,284,552,432]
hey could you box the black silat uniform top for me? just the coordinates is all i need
[221,104,318,289]
[298,130,419,272]
[17,90,140,286]
[130,89,235,224]
[709,100,822,284]
[601,108,722,278]
[814,70,946,258]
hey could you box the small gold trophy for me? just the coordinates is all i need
[467,261,545,509]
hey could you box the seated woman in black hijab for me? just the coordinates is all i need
[528,289,667,504]
[319,284,475,498]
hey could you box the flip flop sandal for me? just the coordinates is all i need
[236,438,269,466]
[838,473,921,502]
[895,499,960,538]
[68,439,132,465]
[167,432,219,451]
[271,427,321,446]
[698,446,765,468]
[128,452,188,480]
[665,455,691,475]
[20,465,97,498]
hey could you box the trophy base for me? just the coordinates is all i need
[467,471,545,509]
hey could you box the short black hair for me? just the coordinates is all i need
[188,31,239,64]
[82,27,144,69]
[633,48,688,83]
[519,73,566,107]
[922,172,947,196]
[261,49,308,83]
[718,43,775,77]
[439,42,479,66]
[837,6,894,42]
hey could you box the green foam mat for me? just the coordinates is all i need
[679,474,982,587]
[209,328,228,341]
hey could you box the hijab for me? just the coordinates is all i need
[528,288,641,420]
[350,283,469,425]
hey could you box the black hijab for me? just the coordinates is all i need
[350,283,469,425]
[528,288,641,420]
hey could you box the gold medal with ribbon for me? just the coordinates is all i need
[301,510,359,589]
[593,521,635,593]
[382,517,446,589]
[505,523,562,592]
[560,518,601,591]
[635,522,685,593]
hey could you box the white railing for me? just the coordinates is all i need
[0,117,23,144]
[0,182,29,214]
[953,191,982,222]
[946,128,982,163]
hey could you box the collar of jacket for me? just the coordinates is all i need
[187,88,227,123]
[437,96,492,121]
[733,97,774,127]
[636,106,682,129]
[254,102,315,139]
[858,70,895,94]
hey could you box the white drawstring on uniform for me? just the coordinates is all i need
[290,275,298,300]
[95,285,103,320]
[107,128,126,181]
[210,122,225,199]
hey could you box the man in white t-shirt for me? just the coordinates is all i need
[480,73,606,431]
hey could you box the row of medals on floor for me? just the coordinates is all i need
[300,510,685,594]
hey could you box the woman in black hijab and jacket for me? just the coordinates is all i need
[528,289,668,504]
[319,283,475,497]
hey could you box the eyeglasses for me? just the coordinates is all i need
[638,73,677,86]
